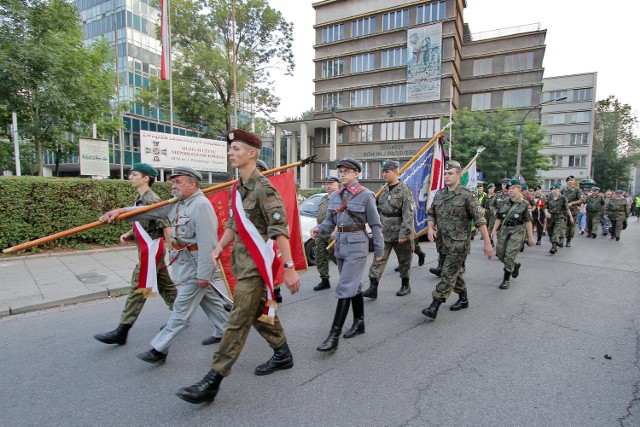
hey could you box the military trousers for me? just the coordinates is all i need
[413,240,425,256]
[609,218,624,238]
[211,275,287,377]
[314,233,336,279]
[586,211,601,235]
[566,209,579,240]
[547,216,566,244]
[432,254,467,302]
[120,251,177,326]
[533,218,545,240]
[151,279,228,354]
[496,225,525,272]
[369,239,414,280]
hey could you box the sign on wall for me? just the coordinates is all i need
[407,22,442,103]
[79,137,110,176]
[140,131,227,173]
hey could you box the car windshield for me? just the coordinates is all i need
[299,193,326,216]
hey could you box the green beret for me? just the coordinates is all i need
[508,179,521,187]
[551,184,562,190]
[445,160,461,170]
[477,183,484,188]
[131,163,158,177]
[486,183,495,189]
[521,183,528,190]
[170,166,202,182]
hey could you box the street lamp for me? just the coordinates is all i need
[515,96,568,181]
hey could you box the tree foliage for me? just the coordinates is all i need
[592,95,640,191]
[450,108,550,185]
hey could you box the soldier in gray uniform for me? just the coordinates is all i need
[311,157,384,352]
[99,166,229,365]
[314,175,339,291]
[363,160,415,298]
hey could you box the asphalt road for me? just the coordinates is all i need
[1,225,639,426]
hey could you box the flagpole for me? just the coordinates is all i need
[168,0,174,135]
[462,147,485,174]
[232,0,238,129]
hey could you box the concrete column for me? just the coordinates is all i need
[286,135,292,165]
[299,123,309,189]
[290,131,298,169]
[329,119,338,175]
[274,125,282,167]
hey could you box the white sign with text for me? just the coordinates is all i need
[140,131,227,173]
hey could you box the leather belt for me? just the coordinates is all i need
[171,242,198,251]
[380,212,402,218]
[504,222,523,227]
[337,224,366,233]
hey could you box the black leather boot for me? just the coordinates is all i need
[313,278,330,291]
[362,278,378,299]
[429,254,444,277]
[255,341,294,375]
[343,293,364,339]
[94,323,131,345]
[499,270,511,289]
[396,277,411,296]
[557,239,564,248]
[317,298,351,352]
[536,238,541,245]
[511,262,521,278]
[421,299,442,319]
[449,290,469,311]
[394,266,400,272]
[550,242,557,254]
[274,287,282,303]
[137,348,167,365]
[418,252,426,266]
[176,369,223,404]
[566,239,572,247]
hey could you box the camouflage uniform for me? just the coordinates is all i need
[315,193,336,280]
[563,187,583,242]
[545,194,569,244]
[606,197,630,240]
[586,193,605,236]
[495,198,532,272]
[530,194,546,242]
[482,193,496,236]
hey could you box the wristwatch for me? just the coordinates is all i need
[283,261,295,269]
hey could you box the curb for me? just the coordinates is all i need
[0,245,136,262]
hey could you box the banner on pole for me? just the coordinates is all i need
[79,137,110,176]
[407,22,442,103]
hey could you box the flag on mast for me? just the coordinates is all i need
[160,0,170,80]
[461,161,478,189]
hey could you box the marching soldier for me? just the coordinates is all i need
[313,175,339,291]
[585,186,605,238]
[544,184,573,254]
[491,179,535,289]
[363,160,415,299]
[562,175,583,247]
[481,183,497,247]
[606,190,630,241]
[422,161,492,320]
[530,185,546,245]
[311,157,384,352]
[492,178,511,214]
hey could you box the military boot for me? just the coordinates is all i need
[255,341,294,375]
[557,239,564,248]
[499,270,511,289]
[343,293,364,339]
[422,299,442,319]
[429,254,444,277]
[566,238,572,247]
[362,278,378,299]
[317,298,351,352]
[94,323,131,346]
[313,278,330,291]
[418,252,426,266]
[511,262,521,278]
[274,287,283,303]
[396,277,411,296]
[176,369,223,404]
[549,242,557,254]
[536,238,541,245]
[449,290,469,311]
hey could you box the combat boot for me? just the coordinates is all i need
[176,369,223,404]
[255,341,294,375]
[343,293,364,339]
[396,278,411,296]
[313,278,330,291]
[511,262,521,278]
[317,298,351,352]
[94,323,131,346]
[536,238,541,245]
[499,270,511,289]
[137,348,167,365]
[418,253,426,266]
[557,239,564,248]
[449,290,469,311]
[566,238,571,247]
[274,287,283,303]
[429,266,442,276]
[362,278,378,299]
[549,242,557,254]
[422,299,442,319]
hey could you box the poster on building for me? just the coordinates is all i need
[407,22,442,103]
[79,137,110,176]
[140,131,227,173]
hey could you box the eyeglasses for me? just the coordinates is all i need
[337,169,355,175]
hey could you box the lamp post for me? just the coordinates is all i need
[515,96,568,181]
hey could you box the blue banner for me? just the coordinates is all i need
[400,144,435,235]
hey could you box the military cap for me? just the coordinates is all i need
[324,175,340,183]
[256,159,268,172]
[486,183,495,189]
[131,162,158,177]
[336,157,362,172]
[381,160,399,171]
[615,189,624,194]
[508,178,521,187]
[227,129,262,149]
[170,166,202,182]
[444,160,461,170]
[566,175,575,181]
[477,183,484,188]
[521,183,528,190]
[534,185,542,191]
[551,183,562,190]
[592,186,600,191]
[502,178,511,184]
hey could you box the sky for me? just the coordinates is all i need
[266,0,640,122]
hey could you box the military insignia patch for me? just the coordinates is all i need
[476,206,482,213]
[229,132,234,140]
[514,213,520,218]
[273,211,281,220]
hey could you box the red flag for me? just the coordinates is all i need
[160,0,170,80]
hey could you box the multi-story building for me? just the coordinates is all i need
[540,72,598,190]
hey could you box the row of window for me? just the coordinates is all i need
[547,133,590,145]
[315,119,441,144]
[473,52,535,77]
[321,83,409,111]
[321,48,408,78]
[546,88,594,102]
[545,111,592,125]
[548,154,588,168]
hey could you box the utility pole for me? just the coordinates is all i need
[12,112,21,176]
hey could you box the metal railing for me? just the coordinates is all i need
[464,23,541,43]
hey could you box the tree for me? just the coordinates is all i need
[592,95,640,191]
[451,108,550,186]
[139,0,294,137]
[0,0,119,176]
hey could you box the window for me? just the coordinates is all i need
[350,124,374,142]
[323,23,344,43]
[550,134,564,145]
[544,178,563,190]
[322,58,344,78]
[381,84,407,104]
[471,93,492,110]
[569,111,591,123]
[322,93,344,111]
[383,9,408,31]
[549,155,562,167]
[568,155,587,167]
[502,88,532,108]
[352,16,375,37]
[574,88,593,101]
[473,58,493,76]
[351,89,374,108]
[351,53,375,73]
[546,113,565,125]
[505,51,534,72]
[548,90,566,101]
[360,161,371,179]
[414,118,441,139]
[381,48,407,68]
[417,1,446,24]
[381,121,406,141]
[570,133,589,145]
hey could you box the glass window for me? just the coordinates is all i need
[502,88,532,108]
[351,53,375,73]
[568,155,587,167]
[471,93,492,110]
[352,16,375,37]
[350,124,374,142]
[322,93,344,111]
[381,48,407,68]
[381,122,406,141]
[383,9,408,31]
[351,89,374,108]
[473,58,493,76]
[323,23,344,43]
[322,58,344,78]
[570,133,588,145]
[505,51,534,72]
[413,118,440,139]
[381,84,406,105]
[574,88,593,101]
[548,90,566,101]
[417,1,446,24]
[360,161,371,179]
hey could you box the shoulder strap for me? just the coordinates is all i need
[502,200,522,223]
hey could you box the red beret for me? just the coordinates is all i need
[227,129,262,149]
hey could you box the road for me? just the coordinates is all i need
[1,224,639,426]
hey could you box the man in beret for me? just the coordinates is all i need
[562,175,583,247]
[585,186,604,238]
[606,190,630,241]
[314,175,339,291]
[99,165,229,364]
[544,184,573,254]
[364,160,415,299]
[94,163,177,346]
[422,160,493,320]
[175,129,301,405]
[256,159,269,173]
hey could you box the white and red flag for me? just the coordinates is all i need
[132,221,164,298]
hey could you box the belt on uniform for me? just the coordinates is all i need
[337,224,366,233]
[504,221,523,227]
[171,242,198,251]
[380,212,402,217]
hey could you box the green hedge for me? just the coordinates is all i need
[0,177,175,253]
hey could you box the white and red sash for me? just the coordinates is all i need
[231,182,281,324]
[132,221,164,298]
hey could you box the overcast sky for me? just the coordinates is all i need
[266,0,639,123]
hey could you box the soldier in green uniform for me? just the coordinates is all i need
[481,183,497,247]
[175,129,301,405]
[585,186,605,238]
[562,175,583,247]
[490,179,535,289]
[530,185,546,245]
[313,175,339,291]
[544,184,573,254]
[606,190,630,241]
[364,160,415,298]
[94,163,177,346]
[421,161,493,320]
